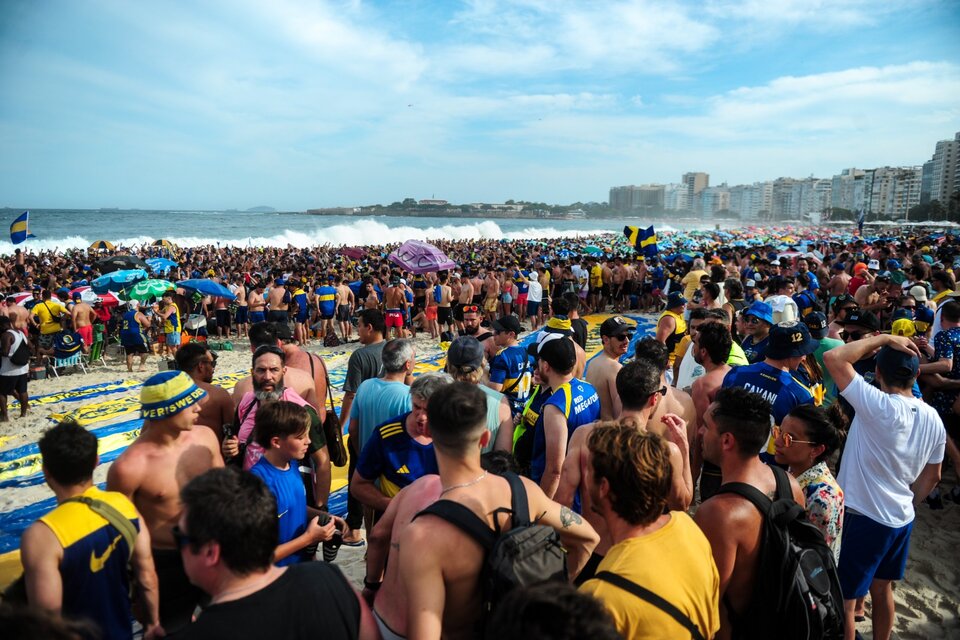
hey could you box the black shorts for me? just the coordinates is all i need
[453,303,465,322]
[336,305,351,322]
[622,280,634,296]
[153,548,206,633]
[267,310,288,323]
[235,306,249,324]
[600,283,611,298]
[0,374,27,395]
[438,307,452,326]
[215,309,231,328]
[613,284,625,300]
[122,342,150,355]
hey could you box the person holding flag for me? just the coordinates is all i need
[9,211,37,245]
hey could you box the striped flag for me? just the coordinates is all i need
[624,225,658,257]
[9,211,36,245]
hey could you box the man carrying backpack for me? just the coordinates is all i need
[396,382,599,640]
[694,387,808,639]
[824,334,945,640]
[0,314,30,421]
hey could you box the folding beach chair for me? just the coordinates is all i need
[88,323,108,368]
[51,332,88,377]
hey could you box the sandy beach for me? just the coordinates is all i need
[0,315,957,638]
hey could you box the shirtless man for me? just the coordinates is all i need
[436,275,454,336]
[585,316,633,420]
[556,359,693,584]
[247,282,267,325]
[106,371,224,634]
[5,296,31,334]
[336,277,356,342]
[266,278,290,323]
[174,342,234,441]
[454,274,474,333]
[232,275,248,339]
[610,259,626,313]
[397,383,598,639]
[825,263,852,313]
[70,294,97,351]
[383,278,408,340]
[483,270,500,323]
[689,322,734,501]
[694,387,805,640]
[634,337,696,434]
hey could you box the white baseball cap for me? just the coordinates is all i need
[867,259,880,270]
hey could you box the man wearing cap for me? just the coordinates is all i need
[531,334,601,499]
[656,291,688,372]
[739,301,774,364]
[887,259,906,287]
[824,334,945,640]
[722,323,817,462]
[803,311,843,406]
[446,335,513,451]
[826,262,851,308]
[32,288,67,352]
[266,277,291,324]
[107,370,223,634]
[847,262,871,297]
[827,294,859,340]
[584,316,634,420]
[487,315,534,413]
[70,292,97,350]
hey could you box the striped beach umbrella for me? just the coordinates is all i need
[126,278,175,302]
[153,239,177,249]
[89,240,115,251]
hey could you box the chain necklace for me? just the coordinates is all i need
[439,471,487,496]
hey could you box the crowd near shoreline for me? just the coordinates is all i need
[0,226,958,640]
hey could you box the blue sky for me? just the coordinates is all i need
[1,0,958,210]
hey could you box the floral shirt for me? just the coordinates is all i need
[796,461,844,560]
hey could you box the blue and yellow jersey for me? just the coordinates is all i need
[721,362,815,456]
[489,344,534,404]
[39,487,139,640]
[513,271,529,294]
[658,309,687,365]
[355,413,438,498]
[793,290,819,317]
[530,379,600,483]
[740,334,769,364]
[162,305,180,333]
[316,285,336,316]
[119,310,146,346]
[293,288,308,317]
[412,275,427,291]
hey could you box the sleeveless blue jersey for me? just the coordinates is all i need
[316,286,336,316]
[530,379,600,483]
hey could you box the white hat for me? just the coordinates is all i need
[128,300,139,309]
[745,279,756,288]
[909,285,928,302]
[867,259,880,270]
[770,259,781,266]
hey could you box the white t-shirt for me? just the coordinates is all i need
[527,280,543,303]
[837,375,945,527]
[1,330,29,377]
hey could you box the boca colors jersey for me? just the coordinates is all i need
[489,344,534,408]
[39,487,140,640]
[530,379,601,483]
[356,412,439,498]
[316,285,336,317]
[721,362,814,457]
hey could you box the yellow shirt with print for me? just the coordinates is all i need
[33,299,67,335]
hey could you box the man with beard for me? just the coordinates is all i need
[175,342,233,441]
[585,316,634,420]
[457,303,496,361]
[221,346,330,511]
[232,322,319,411]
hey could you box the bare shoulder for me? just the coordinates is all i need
[694,493,751,530]
[567,422,594,449]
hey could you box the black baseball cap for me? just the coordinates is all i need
[839,310,880,332]
[600,316,634,338]
[802,312,828,340]
[491,315,523,335]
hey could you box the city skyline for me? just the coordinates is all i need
[1,1,959,210]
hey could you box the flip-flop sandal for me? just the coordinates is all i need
[340,537,366,547]
[855,615,865,622]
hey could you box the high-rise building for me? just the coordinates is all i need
[609,184,665,212]
[699,185,729,219]
[930,134,959,205]
[920,159,936,205]
[663,183,687,211]
[682,172,709,212]
[831,168,866,212]
[864,167,922,218]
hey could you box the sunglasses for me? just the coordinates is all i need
[613,333,634,342]
[647,386,668,400]
[744,316,762,325]
[841,330,865,341]
[172,524,198,550]
[462,305,479,313]
[772,425,817,448]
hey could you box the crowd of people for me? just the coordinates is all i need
[1,226,958,640]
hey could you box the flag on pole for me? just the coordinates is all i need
[9,211,36,245]
[624,225,658,257]
[856,209,865,235]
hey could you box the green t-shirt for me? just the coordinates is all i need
[814,338,844,406]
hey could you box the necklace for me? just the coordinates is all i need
[440,471,487,496]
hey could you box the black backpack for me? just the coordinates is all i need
[717,466,844,640]
[414,472,567,625]
[8,334,31,366]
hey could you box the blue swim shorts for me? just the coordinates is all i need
[165,331,182,347]
[235,306,249,324]
[249,311,266,324]
[527,301,540,317]
[837,511,914,599]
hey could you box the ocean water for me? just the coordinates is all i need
[0,208,709,255]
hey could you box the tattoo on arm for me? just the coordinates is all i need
[559,506,582,528]
[391,542,399,550]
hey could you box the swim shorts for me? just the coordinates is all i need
[0,374,28,395]
[122,342,150,355]
[424,306,438,321]
[484,298,498,313]
[76,324,94,346]
[165,331,181,347]
[235,306,249,324]
[837,511,914,599]
[385,310,404,328]
[337,305,351,322]
[267,310,288,323]
[527,301,540,317]
[437,307,452,326]
[216,309,231,329]
[249,310,266,324]
[453,303,465,322]
[501,292,513,304]
[38,333,55,350]
[515,293,528,307]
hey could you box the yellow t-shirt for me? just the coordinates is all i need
[33,299,67,335]
[580,512,720,640]
[681,270,708,300]
[590,265,604,289]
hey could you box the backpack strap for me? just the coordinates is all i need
[63,495,138,562]
[714,481,773,516]
[503,472,530,529]
[414,500,497,551]
[593,571,706,640]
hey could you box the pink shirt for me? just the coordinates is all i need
[237,388,309,470]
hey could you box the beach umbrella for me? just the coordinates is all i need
[177,279,236,300]
[92,269,148,293]
[97,255,149,274]
[340,247,366,260]
[126,279,175,302]
[153,239,177,250]
[145,257,178,274]
[13,292,61,307]
[69,286,121,307]
[89,240,115,251]
[388,239,456,274]
[584,245,603,256]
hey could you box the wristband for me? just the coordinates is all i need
[363,578,382,591]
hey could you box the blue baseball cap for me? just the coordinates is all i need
[743,301,774,325]
[767,323,818,359]
[876,346,919,383]
[666,291,687,309]
[887,259,901,269]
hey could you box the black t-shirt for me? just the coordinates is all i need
[571,318,588,350]
[174,562,360,640]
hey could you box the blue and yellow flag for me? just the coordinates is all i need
[624,225,658,257]
[9,211,36,245]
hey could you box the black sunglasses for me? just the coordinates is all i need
[172,524,198,550]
